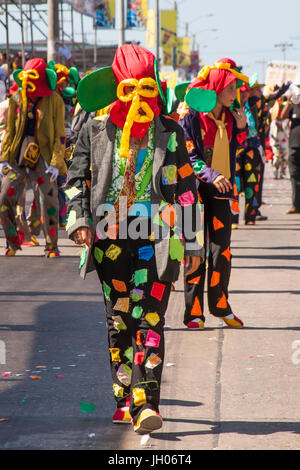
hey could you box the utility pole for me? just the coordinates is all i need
[154,0,159,65]
[19,0,25,67]
[47,0,59,63]
[256,58,267,83]
[118,0,125,46]
[29,0,34,57]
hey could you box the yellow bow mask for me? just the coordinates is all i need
[18,69,40,108]
[117,77,159,158]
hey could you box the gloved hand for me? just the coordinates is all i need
[45,163,59,182]
[0,161,12,177]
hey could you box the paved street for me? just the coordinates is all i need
[0,163,300,451]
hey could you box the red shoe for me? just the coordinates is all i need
[187,318,205,329]
[112,407,131,424]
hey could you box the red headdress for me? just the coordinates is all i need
[109,44,161,145]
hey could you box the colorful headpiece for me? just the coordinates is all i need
[175,58,249,112]
[77,44,174,158]
[47,60,80,99]
[13,58,57,108]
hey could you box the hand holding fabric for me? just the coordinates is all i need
[45,163,59,182]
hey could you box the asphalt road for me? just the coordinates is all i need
[0,164,300,451]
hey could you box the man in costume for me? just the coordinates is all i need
[177,58,248,329]
[65,44,204,434]
[0,57,67,257]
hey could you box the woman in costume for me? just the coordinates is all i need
[65,44,204,434]
[178,58,248,329]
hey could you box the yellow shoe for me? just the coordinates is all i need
[221,314,244,328]
[30,236,40,246]
[5,248,16,256]
[133,409,163,435]
[231,224,238,230]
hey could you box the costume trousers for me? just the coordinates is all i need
[0,158,59,251]
[184,195,233,324]
[92,226,171,424]
[288,147,300,211]
[232,147,261,224]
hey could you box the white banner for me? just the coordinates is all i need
[265,60,300,87]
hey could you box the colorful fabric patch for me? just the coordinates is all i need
[150,282,166,301]
[130,289,144,302]
[191,296,202,316]
[109,348,121,362]
[66,210,77,231]
[6,187,15,197]
[138,245,154,261]
[124,346,133,363]
[210,271,220,287]
[213,216,224,231]
[221,247,231,262]
[134,268,148,287]
[64,187,82,200]
[216,292,227,309]
[167,132,178,152]
[178,190,195,207]
[245,187,253,199]
[245,163,252,171]
[144,329,161,348]
[162,165,177,185]
[116,364,132,386]
[160,204,177,227]
[169,235,184,261]
[47,207,56,217]
[145,312,160,327]
[0,205,8,212]
[136,330,143,346]
[114,297,130,313]
[8,172,17,180]
[134,351,145,365]
[112,315,127,332]
[79,247,86,269]
[102,281,111,301]
[132,306,143,320]
[178,163,194,179]
[37,177,45,186]
[186,140,195,153]
[105,244,122,261]
[247,173,257,183]
[112,279,127,292]
[113,383,124,398]
[132,387,147,406]
[145,353,162,369]
[48,227,56,239]
[94,247,104,264]
[188,276,201,285]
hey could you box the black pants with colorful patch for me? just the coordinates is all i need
[184,194,233,324]
[0,159,59,251]
[92,225,171,425]
[232,147,262,224]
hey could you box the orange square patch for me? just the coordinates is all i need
[178,163,194,179]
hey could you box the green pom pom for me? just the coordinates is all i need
[12,69,23,88]
[77,66,117,113]
[69,67,80,86]
[62,86,76,99]
[174,81,190,102]
[185,87,217,112]
[45,68,57,91]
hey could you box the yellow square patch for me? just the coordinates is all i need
[132,387,147,406]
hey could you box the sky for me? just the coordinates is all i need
[2,0,300,83]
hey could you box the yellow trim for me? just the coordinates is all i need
[197,62,249,84]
